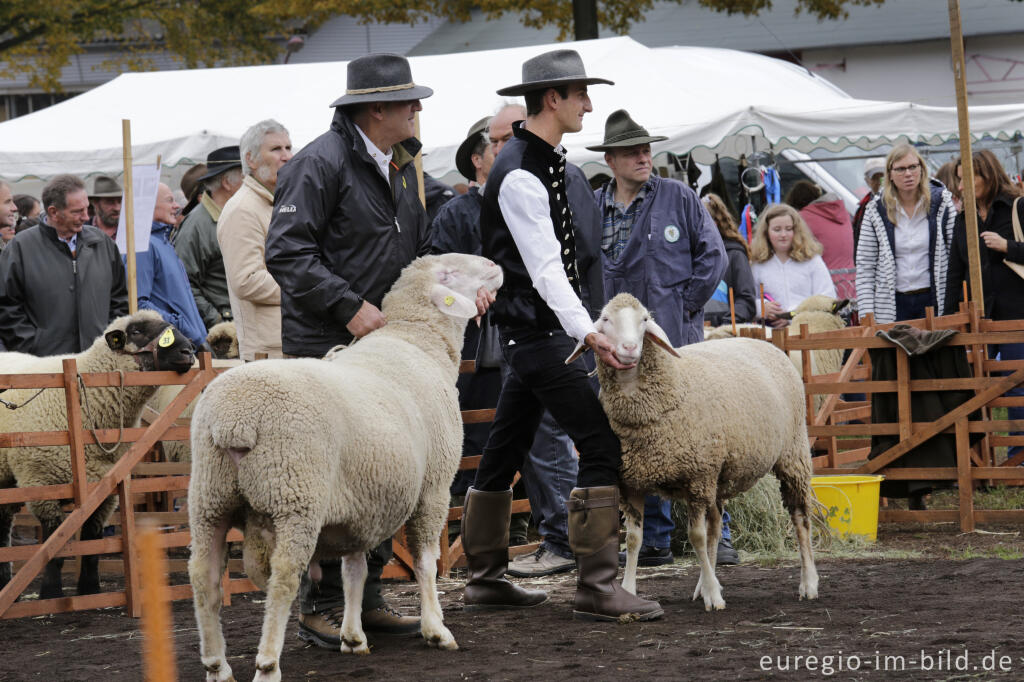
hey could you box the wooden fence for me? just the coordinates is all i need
[3,301,1022,619]
[0,354,534,618]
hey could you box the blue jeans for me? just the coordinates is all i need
[895,289,931,321]
[520,410,576,559]
[990,341,1024,461]
[642,501,731,547]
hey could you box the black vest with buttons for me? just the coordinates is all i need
[481,122,582,333]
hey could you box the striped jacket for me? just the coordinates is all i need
[855,179,956,323]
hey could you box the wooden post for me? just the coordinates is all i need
[948,0,985,316]
[414,113,426,209]
[62,359,88,507]
[122,120,138,314]
[118,477,143,618]
[138,521,178,682]
[728,287,737,335]
[955,419,975,532]
[759,283,766,329]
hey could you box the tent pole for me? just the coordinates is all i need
[414,112,426,209]
[948,0,984,316]
[122,119,137,314]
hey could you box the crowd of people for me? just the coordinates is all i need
[0,48,1022,638]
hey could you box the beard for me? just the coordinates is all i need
[255,164,276,187]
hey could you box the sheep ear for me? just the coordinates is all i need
[832,299,851,315]
[429,284,478,319]
[644,320,680,357]
[565,340,587,365]
[105,329,126,351]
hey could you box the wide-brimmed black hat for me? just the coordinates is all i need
[88,175,122,198]
[455,116,491,182]
[586,109,668,152]
[497,49,613,97]
[330,53,434,108]
[195,146,242,184]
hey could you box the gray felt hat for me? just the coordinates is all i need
[586,109,668,152]
[330,53,434,107]
[455,116,491,182]
[496,49,613,96]
[88,175,122,198]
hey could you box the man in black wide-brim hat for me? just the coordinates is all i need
[459,49,664,622]
[265,52,494,646]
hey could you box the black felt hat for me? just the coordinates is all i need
[195,146,243,184]
[455,116,491,182]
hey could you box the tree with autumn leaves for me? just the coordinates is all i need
[0,0,904,91]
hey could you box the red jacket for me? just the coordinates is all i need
[800,194,856,300]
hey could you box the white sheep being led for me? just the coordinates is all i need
[571,293,819,612]
[187,253,502,682]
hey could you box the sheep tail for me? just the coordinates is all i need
[206,416,259,465]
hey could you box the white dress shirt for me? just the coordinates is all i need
[497,168,597,342]
[355,124,393,186]
[893,201,931,292]
[751,254,836,314]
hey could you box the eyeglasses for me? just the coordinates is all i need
[890,164,921,175]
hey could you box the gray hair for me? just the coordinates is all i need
[495,101,526,118]
[240,119,290,176]
[41,174,86,211]
[205,167,244,192]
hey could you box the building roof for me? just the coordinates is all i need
[288,14,446,64]
[409,0,1024,56]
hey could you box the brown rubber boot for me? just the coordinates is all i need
[568,486,664,622]
[463,487,548,610]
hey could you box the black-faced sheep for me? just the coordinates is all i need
[570,294,818,611]
[187,253,502,682]
[0,311,195,598]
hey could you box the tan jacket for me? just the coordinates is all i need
[217,175,283,360]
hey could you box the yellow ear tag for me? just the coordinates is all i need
[444,295,455,307]
[158,328,175,348]
[402,177,407,189]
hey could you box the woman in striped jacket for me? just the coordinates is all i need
[855,144,957,323]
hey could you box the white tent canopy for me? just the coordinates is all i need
[0,36,1022,182]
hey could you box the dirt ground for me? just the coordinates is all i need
[2,524,1023,681]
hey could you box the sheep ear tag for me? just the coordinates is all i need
[644,320,681,357]
[105,330,126,350]
[158,328,176,348]
[429,284,478,319]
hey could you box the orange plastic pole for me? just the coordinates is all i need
[138,521,177,682]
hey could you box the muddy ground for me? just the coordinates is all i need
[2,524,1023,681]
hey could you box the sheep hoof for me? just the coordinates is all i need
[800,588,819,601]
[341,638,370,655]
[424,628,458,651]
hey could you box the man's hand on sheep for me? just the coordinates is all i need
[473,285,497,325]
[585,331,637,370]
[347,300,388,338]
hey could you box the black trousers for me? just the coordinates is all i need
[473,330,621,492]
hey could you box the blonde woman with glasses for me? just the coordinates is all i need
[855,144,957,322]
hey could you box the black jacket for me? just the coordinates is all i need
[265,108,431,356]
[430,187,483,257]
[944,194,1024,320]
[0,221,128,355]
[704,238,757,326]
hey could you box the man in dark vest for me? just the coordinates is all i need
[460,49,663,622]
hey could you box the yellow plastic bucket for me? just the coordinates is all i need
[810,475,884,541]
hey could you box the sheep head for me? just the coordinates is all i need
[565,294,680,367]
[384,253,503,321]
[103,310,195,372]
[206,321,239,359]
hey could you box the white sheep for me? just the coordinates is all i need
[572,293,818,611]
[187,252,502,682]
[0,311,195,598]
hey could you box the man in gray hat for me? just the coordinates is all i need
[589,109,726,567]
[87,175,123,239]
[460,49,663,622]
[266,52,492,645]
[174,145,243,329]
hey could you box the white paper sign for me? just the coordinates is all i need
[115,164,161,254]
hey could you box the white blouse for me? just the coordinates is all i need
[751,254,837,314]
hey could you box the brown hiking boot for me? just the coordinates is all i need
[568,486,664,622]
[463,487,548,610]
[298,603,419,649]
